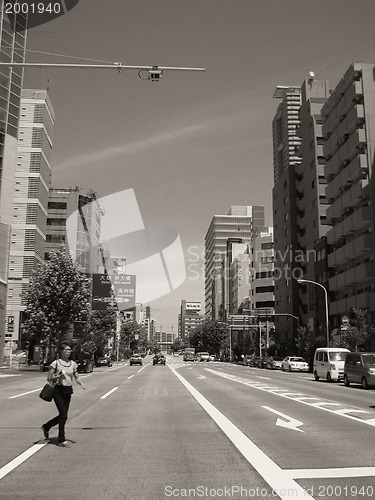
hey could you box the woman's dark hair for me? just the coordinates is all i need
[60,341,72,351]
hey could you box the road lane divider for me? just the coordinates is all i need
[100,387,118,399]
[205,367,375,428]
[0,444,46,480]
[9,388,43,399]
[170,365,314,500]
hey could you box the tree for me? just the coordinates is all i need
[84,310,116,358]
[189,320,229,356]
[341,308,375,351]
[22,248,91,349]
[118,320,146,358]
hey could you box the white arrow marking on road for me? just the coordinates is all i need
[262,406,304,433]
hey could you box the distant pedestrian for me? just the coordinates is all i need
[42,341,86,446]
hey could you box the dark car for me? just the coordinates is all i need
[76,359,94,373]
[129,354,143,366]
[153,354,166,365]
[96,356,112,367]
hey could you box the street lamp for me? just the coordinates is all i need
[297,279,329,347]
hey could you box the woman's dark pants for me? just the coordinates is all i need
[44,386,72,443]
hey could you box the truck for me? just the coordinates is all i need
[183,348,195,362]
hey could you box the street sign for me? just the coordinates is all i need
[109,274,136,311]
[92,274,113,311]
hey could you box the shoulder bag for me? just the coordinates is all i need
[39,360,59,402]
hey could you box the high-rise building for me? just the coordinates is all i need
[272,86,302,349]
[295,78,331,333]
[250,227,275,314]
[323,63,375,335]
[0,8,27,359]
[6,89,54,344]
[46,187,102,274]
[204,206,265,321]
[272,78,330,350]
[178,300,203,340]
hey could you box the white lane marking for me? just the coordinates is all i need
[8,372,93,399]
[0,374,21,378]
[256,375,271,380]
[286,467,375,479]
[137,365,148,373]
[206,368,375,428]
[100,387,118,399]
[9,388,43,399]
[0,444,46,480]
[262,406,304,433]
[170,366,314,500]
[128,375,134,379]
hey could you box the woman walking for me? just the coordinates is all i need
[42,341,86,446]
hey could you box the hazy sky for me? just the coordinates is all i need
[23,0,375,332]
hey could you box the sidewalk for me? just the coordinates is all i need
[0,363,43,375]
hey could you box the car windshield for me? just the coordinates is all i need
[291,358,305,362]
[362,354,375,365]
[329,352,348,361]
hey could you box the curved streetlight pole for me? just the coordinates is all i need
[297,279,329,347]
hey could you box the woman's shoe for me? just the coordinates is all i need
[58,440,68,447]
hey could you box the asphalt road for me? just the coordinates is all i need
[1,357,375,500]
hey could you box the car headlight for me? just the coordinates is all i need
[367,368,375,375]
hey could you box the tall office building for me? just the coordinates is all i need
[0,7,27,359]
[272,78,330,350]
[272,86,302,349]
[46,187,102,274]
[179,300,203,340]
[295,78,331,332]
[323,63,375,333]
[204,205,264,320]
[6,89,54,344]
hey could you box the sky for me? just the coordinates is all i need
[22,0,375,333]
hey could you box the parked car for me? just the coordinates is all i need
[313,347,350,382]
[281,356,309,372]
[129,354,143,366]
[76,359,94,373]
[266,356,283,370]
[153,354,166,365]
[344,352,375,389]
[209,355,216,361]
[96,356,112,367]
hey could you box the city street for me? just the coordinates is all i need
[0,356,375,500]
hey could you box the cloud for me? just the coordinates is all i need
[55,122,207,170]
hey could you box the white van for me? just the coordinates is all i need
[313,347,350,382]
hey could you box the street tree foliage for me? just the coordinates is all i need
[189,320,229,356]
[118,320,147,358]
[22,248,91,347]
[340,308,375,351]
[82,310,116,357]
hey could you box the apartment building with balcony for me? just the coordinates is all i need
[296,78,331,332]
[6,89,54,345]
[272,78,331,348]
[272,86,302,347]
[0,7,27,359]
[323,63,375,329]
